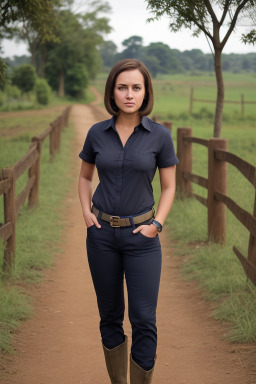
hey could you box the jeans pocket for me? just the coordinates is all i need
[137,231,158,240]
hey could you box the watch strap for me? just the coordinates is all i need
[152,220,162,232]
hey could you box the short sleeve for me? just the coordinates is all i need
[79,128,96,164]
[157,128,179,168]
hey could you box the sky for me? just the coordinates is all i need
[2,0,256,58]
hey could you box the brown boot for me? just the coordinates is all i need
[102,335,128,384]
[130,355,155,384]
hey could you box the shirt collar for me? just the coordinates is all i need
[103,116,151,132]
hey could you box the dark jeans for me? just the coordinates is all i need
[86,216,162,371]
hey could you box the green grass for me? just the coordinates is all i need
[0,86,95,112]
[92,71,256,120]
[152,119,256,343]
[0,119,74,351]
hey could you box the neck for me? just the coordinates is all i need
[116,113,141,130]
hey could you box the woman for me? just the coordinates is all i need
[78,59,179,384]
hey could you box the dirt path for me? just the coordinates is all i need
[1,100,255,383]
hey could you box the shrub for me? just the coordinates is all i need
[4,83,21,101]
[0,90,4,106]
[35,78,51,105]
[12,64,36,94]
[65,63,88,98]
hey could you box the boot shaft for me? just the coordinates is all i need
[130,355,155,384]
[102,335,128,384]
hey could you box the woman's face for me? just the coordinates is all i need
[113,69,145,115]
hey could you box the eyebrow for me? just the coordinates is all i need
[116,83,142,86]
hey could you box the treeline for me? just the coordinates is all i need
[99,35,256,77]
[0,0,111,102]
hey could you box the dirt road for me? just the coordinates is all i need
[1,100,255,383]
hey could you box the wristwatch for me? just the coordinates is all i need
[152,220,163,233]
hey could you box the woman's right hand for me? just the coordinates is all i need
[83,212,101,229]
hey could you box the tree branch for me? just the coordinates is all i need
[221,0,252,49]
[188,0,214,41]
[203,0,219,24]
[193,18,213,41]
[219,0,232,26]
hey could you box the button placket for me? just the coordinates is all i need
[113,127,138,214]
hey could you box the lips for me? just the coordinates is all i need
[124,103,135,107]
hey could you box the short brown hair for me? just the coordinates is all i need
[104,59,154,116]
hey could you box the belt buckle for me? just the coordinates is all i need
[110,216,121,227]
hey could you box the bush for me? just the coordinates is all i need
[0,90,4,106]
[35,78,51,105]
[65,63,88,98]
[12,64,36,94]
[4,83,21,101]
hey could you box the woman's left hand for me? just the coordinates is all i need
[133,224,158,238]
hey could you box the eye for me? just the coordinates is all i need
[134,86,141,91]
[118,86,126,90]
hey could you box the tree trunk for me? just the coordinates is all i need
[28,40,36,67]
[58,68,65,96]
[213,48,224,138]
[38,44,46,78]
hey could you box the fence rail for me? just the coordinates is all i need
[0,106,71,272]
[176,127,256,286]
[189,87,256,117]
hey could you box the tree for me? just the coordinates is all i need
[146,0,256,137]
[99,40,118,68]
[120,36,144,59]
[0,0,58,76]
[12,64,36,94]
[44,2,111,96]
[144,42,182,75]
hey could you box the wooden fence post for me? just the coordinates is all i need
[163,121,172,132]
[241,94,245,118]
[189,87,194,114]
[2,167,16,272]
[176,127,193,198]
[248,192,256,268]
[50,122,56,160]
[28,138,42,208]
[208,138,228,244]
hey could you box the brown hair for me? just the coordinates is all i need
[104,59,154,116]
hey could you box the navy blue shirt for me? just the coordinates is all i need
[79,116,179,216]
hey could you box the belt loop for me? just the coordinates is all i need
[129,216,135,229]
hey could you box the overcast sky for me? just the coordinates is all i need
[2,0,256,58]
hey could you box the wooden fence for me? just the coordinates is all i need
[0,106,71,273]
[189,87,256,117]
[176,127,256,286]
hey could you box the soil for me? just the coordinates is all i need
[1,90,256,383]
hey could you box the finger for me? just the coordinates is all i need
[89,213,101,228]
[133,225,143,234]
[94,219,101,228]
[93,216,101,228]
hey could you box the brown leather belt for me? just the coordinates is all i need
[92,206,155,228]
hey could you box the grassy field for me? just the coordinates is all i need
[0,109,75,351]
[92,71,256,120]
[0,88,94,112]
[143,72,256,343]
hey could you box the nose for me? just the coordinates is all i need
[126,87,133,99]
